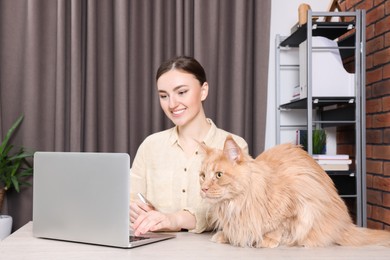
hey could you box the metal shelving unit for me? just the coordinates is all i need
[275,10,366,226]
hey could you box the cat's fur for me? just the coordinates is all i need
[199,136,390,248]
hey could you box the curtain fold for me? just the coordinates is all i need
[194,0,270,152]
[0,0,271,231]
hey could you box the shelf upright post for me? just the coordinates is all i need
[355,9,366,227]
[307,10,313,155]
[360,9,367,227]
[275,35,282,145]
[354,9,362,227]
[354,11,363,226]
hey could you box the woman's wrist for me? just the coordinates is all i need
[171,210,196,231]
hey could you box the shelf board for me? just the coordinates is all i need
[280,97,355,109]
[321,105,355,122]
[339,194,357,198]
[280,22,355,47]
[326,170,355,176]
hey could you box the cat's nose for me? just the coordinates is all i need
[201,187,208,193]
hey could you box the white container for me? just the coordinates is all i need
[0,215,12,240]
[299,36,355,99]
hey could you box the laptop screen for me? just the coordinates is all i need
[33,152,131,247]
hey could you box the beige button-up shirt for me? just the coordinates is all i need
[130,119,248,233]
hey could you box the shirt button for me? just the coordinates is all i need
[195,151,198,155]
[182,189,186,193]
[184,168,187,172]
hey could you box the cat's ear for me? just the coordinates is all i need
[223,135,242,164]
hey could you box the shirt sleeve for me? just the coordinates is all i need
[184,202,214,233]
[129,141,147,200]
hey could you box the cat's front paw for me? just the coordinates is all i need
[258,236,280,248]
[211,231,229,244]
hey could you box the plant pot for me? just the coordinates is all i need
[0,215,12,240]
[0,187,5,212]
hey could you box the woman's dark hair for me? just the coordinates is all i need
[156,56,207,85]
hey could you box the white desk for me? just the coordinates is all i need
[1,222,390,259]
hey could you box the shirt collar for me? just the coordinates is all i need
[167,118,217,146]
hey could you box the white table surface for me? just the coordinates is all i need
[1,222,390,260]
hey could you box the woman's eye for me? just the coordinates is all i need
[216,171,223,179]
[159,94,167,99]
[178,90,188,95]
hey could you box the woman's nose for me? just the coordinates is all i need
[169,96,177,108]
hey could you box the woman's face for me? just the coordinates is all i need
[157,69,208,127]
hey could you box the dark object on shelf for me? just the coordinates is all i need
[290,22,301,34]
[280,22,355,47]
[280,97,355,109]
[281,21,356,60]
[329,173,356,196]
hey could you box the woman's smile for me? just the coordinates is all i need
[172,108,186,116]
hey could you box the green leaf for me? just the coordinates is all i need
[0,115,24,154]
[0,114,34,194]
[11,175,20,192]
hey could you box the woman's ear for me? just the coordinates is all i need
[200,82,209,101]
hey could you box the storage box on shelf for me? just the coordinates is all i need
[299,36,355,99]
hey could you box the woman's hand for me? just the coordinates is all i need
[131,210,196,236]
[131,211,181,236]
[129,200,154,223]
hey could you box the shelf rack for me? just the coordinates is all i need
[275,10,366,226]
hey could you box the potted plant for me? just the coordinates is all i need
[0,115,33,240]
[299,129,327,154]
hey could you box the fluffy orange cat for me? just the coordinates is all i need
[199,136,390,248]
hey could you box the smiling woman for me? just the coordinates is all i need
[157,69,208,133]
[0,0,271,232]
[129,56,249,236]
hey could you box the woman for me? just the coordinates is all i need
[130,56,248,236]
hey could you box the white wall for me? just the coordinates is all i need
[265,0,330,149]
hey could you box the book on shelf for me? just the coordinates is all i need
[315,159,352,165]
[313,154,351,171]
[311,154,349,160]
[319,164,349,171]
[291,85,300,101]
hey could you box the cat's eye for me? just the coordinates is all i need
[199,172,205,181]
[215,171,223,179]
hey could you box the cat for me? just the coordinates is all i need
[199,135,390,248]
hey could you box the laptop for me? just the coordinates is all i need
[32,152,176,248]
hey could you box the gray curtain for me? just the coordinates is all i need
[0,0,270,230]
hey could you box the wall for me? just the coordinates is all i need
[339,0,390,231]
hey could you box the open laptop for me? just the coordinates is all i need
[32,152,176,248]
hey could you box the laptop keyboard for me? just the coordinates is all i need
[129,235,150,242]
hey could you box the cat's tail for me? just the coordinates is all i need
[337,225,390,247]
